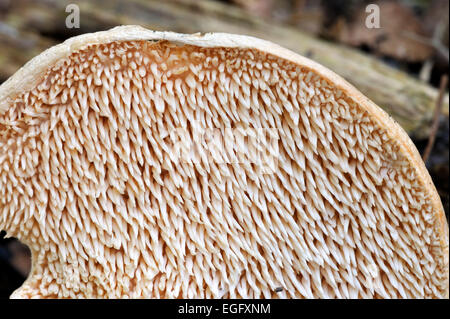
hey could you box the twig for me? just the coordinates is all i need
[422,75,448,164]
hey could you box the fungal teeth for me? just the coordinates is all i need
[0,35,446,300]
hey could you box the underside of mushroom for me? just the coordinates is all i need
[0,26,448,298]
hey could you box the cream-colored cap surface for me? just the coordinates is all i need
[0,26,448,298]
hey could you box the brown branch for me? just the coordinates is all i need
[0,0,449,138]
[422,75,448,164]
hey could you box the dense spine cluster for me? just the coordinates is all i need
[0,40,447,298]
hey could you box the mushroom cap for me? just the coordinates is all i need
[0,25,448,298]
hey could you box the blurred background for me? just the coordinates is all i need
[0,0,448,298]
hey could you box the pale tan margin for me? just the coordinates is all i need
[0,25,448,296]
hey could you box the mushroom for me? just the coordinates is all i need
[0,25,448,299]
